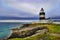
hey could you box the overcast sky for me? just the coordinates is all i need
[0,0,60,18]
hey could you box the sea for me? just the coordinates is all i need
[0,22,31,39]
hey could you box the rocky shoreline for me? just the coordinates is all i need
[8,25,48,39]
[1,23,60,40]
[2,23,49,40]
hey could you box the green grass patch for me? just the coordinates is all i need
[49,35,60,40]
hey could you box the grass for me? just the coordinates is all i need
[49,35,60,40]
[9,38,23,40]
[46,24,60,33]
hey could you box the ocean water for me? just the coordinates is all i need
[0,22,28,39]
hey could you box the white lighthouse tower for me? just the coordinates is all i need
[39,8,45,20]
[39,8,51,23]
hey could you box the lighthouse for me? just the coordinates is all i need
[31,8,51,23]
[39,8,45,20]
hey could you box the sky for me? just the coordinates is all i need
[0,0,60,18]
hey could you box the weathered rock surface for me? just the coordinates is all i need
[8,26,48,39]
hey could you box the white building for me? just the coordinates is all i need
[39,8,51,23]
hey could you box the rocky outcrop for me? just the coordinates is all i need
[8,26,48,39]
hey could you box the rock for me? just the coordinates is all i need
[8,26,48,39]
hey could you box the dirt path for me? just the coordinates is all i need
[50,33,60,37]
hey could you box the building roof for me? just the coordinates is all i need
[40,8,44,11]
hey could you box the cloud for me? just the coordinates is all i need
[5,0,37,14]
[0,0,60,18]
[0,8,35,17]
[5,0,54,14]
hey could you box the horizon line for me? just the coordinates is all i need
[0,20,39,22]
